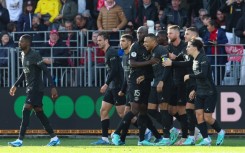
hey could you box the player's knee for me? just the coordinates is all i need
[23,104,32,111]
[203,114,212,123]
[100,108,109,117]
[195,112,203,122]
[34,107,43,113]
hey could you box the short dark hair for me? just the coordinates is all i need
[156,30,167,37]
[186,27,199,36]
[208,19,219,28]
[21,34,32,44]
[145,33,157,42]
[98,32,110,41]
[190,38,203,51]
[121,34,133,44]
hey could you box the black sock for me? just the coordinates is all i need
[211,120,222,133]
[186,109,197,136]
[115,111,135,134]
[18,109,31,140]
[179,114,188,138]
[35,111,56,138]
[145,115,162,139]
[138,115,147,141]
[148,109,163,125]
[101,119,110,137]
[197,122,208,138]
[160,110,171,138]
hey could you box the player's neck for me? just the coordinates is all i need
[23,47,30,55]
[172,38,181,46]
[104,44,110,52]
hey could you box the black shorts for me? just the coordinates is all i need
[195,93,217,113]
[148,87,170,104]
[128,81,151,104]
[103,88,126,106]
[169,82,187,106]
[25,91,44,107]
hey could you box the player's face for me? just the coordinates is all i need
[97,35,106,49]
[19,36,28,51]
[186,42,195,56]
[156,34,168,46]
[120,38,129,50]
[167,29,178,42]
[184,30,196,42]
[143,37,153,51]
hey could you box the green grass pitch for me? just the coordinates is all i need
[0,137,244,153]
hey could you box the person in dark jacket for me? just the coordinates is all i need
[17,0,35,32]
[0,0,10,32]
[235,13,245,45]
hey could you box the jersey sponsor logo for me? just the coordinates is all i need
[130,52,137,57]
[193,60,199,71]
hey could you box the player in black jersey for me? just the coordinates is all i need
[184,38,225,146]
[111,26,162,146]
[8,34,60,147]
[163,27,203,145]
[91,32,126,145]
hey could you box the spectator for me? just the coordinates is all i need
[220,0,245,32]
[30,15,46,48]
[97,0,127,31]
[115,0,136,25]
[0,32,14,86]
[78,0,86,14]
[199,14,211,39]
[158,9,165,30]
[216,10,226,29]
[40,29,69,67]
[162,0,188,29]
[54,0,77,31]
[203,19,228,85]
[192,8,208,30]
[17,0,35,32]
[137,0,158,27]
[6,22,16,42]
[0,0,10,32]
[123,24,137,41]
[75,14,95,33]
[5,0,23,22]
[235,13,245,46]
[34,0,61,30]
[155,21,162,32]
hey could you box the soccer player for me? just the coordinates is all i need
[144,33,174,145]
[164,25,189,145]
[163,27,203,145]
[184,38,225,146]
[8,34,60,147]
[91,32,125,145]
[112,26,162,146]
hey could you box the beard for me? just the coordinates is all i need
[170,37,177,42]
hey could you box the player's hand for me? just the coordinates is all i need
[162,59,172,67]
[169,53,177,60]
[51,88,58,100]
[184,75,190,82]
[100,84,108,93]
[136,75,145,84]
[112,28,119,32]
[118,91,125,96]
[189,90,196,100]
[157,81,164,93]
[43,58,53,64]
[9,86,17,96]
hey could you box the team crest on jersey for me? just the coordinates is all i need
[23,67,30,74]
[131,52,137,57]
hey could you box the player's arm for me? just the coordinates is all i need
[35,53,58,99]
[10,72,25,96]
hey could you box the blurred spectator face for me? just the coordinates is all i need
[207,22,215,32]
[236,0,242,3]
[158,10,164,20]
[155,23,162,31]
[75,15,86,29]
[143,0,151,5]
[124,27,132,35]
[199,11,207,20]
[106,0,115,6]
[49,30,59,42]
[172,0,181,8]
[26,5,33,12]
[1,34,10,45]
[167,29,178,42]
[97,35,108,50]
[65,22,73,31]
[92,32,99,44]
[202,17,211,26]
[216,10,225,22]
[32,16,40,28]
